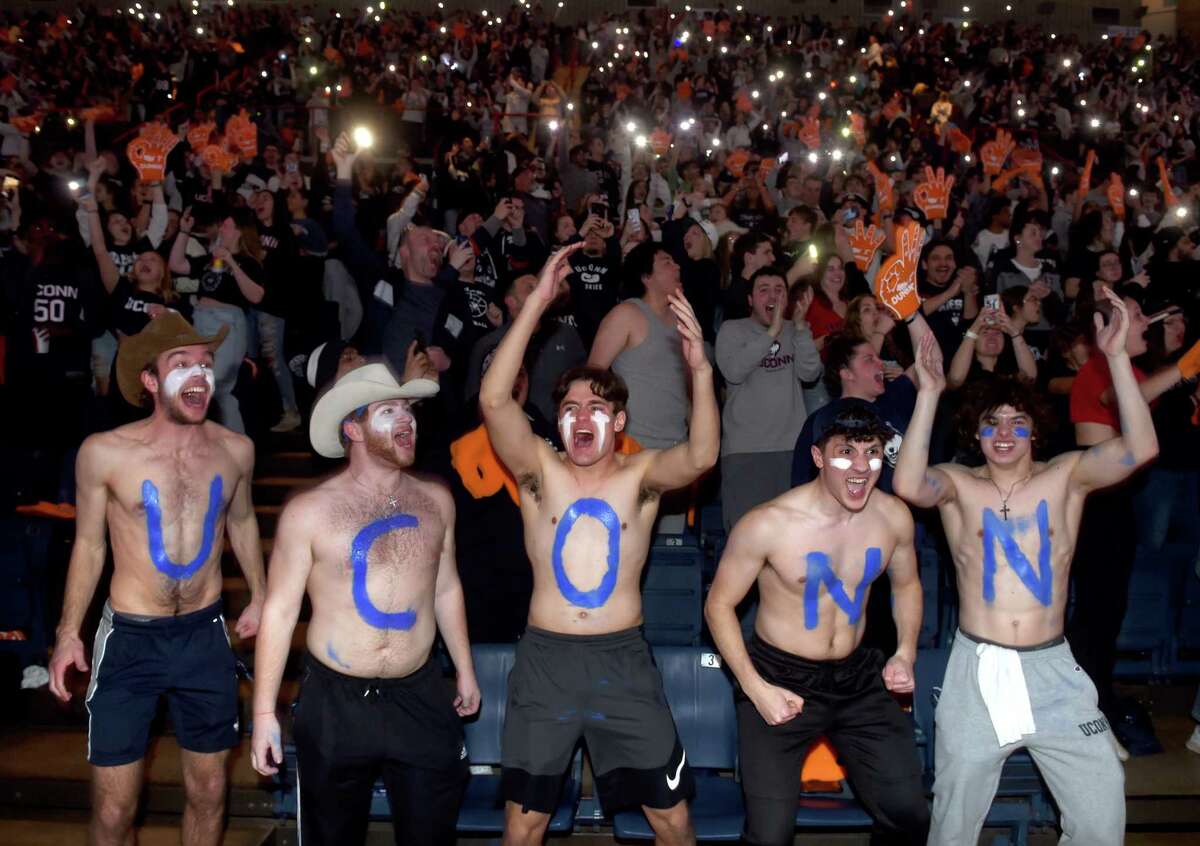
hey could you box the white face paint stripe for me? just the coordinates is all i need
[829,457,853,470]
[369,405,415,437]
[162,364,214,398]
[590,409,611,452]
[559,409,576,447]
[868,458,883,472]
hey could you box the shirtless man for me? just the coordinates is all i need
[47,313,266,846]
[893,289,1159,845]
[249,361,479,846]
[480,245,719,846]
[705,406,928,846]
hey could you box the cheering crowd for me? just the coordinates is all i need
[3,2,1200,845]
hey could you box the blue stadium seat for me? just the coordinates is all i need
[643,544,704,646]
[918,545,942,648]
[914,647,1043,844]
[611,646,744,841]
[1116,548,1174,678]
[457,643,580,834]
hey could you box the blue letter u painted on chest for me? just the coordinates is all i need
[551,498,621,609]
[804,548,883,630]
[350,514,419,630]
[143,476,223,581]
[982,499,1053,607]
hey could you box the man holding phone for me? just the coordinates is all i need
[565,197,620,348]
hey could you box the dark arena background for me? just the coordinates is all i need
[0,1,1199,844]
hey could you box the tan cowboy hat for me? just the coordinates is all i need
[309,362,438,459]
[116,312,228,407]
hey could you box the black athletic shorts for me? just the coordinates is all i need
[292,653,469,846]
[86,599,238,767]
[501,626,695,814]
[737,637,928,844]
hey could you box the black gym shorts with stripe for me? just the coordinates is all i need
[85,599,239,766]
[501,626,695,813]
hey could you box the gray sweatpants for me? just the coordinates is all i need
[929,630,1125,846]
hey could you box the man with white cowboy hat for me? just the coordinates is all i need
[250,360,480,846]
[48,312,267,846]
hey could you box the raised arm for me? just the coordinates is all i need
[479,245,580,479]
[431,490,479,717]
[81,195,120,293]
[1069,290,1160,493]
[882,501,920,694]
[893,332,958,508]
[250,496,315,776]
[48,436,111,702]
[704,509,804,726]
[225,438,266,638]
[642,292,719,491]
[169,207,195,275]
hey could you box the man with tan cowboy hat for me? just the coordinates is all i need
[250,360,480,846]
[48,312,267,846]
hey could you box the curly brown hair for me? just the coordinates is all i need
[551,366,629,417]
[955,377,1056,459]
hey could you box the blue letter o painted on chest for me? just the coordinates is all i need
[551,498,621,609]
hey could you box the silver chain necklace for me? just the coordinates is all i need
[985,473,1030,521]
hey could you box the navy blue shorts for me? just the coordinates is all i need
[85,599,239,766]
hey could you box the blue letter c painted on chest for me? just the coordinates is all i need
[551,498,621,609]
[350,514,419,630]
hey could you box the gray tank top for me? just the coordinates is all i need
[611,298,689,449]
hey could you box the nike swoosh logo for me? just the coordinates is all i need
[666,750,686,791]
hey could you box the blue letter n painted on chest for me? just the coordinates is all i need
[982,499,1053,607]
[804,548,883,630]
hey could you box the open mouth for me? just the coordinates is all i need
[180,385,209,409]
[572,430,595,450]
[395,427,414,448]
[992,440,1016,455]
[845,476,870,499]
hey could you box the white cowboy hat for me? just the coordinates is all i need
[309,362,438,458]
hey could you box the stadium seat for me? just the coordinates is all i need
[643,543,704,646]
[611,646,744,841]
[918,545,942,648]
[457,643,580,834]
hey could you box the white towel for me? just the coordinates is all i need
[975,642,1037,747]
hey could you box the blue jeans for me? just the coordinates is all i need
[192,303,248,434]
[1133,467,1200,552]
[252,309,297,415]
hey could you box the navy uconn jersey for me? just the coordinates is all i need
[2,249,101,379]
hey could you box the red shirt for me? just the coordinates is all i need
[806,296,845,342]
[1069,353,1147,431]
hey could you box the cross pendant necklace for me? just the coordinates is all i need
[387,493,400,511]
[986,474,1028,521]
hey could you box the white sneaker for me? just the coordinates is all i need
[270,409,302,433]
[1186,726,1200,755]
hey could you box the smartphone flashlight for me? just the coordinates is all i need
[352,126,375,150]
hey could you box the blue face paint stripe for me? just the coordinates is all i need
[982,499,1053,606]
[551,498,621,609]
[143,475,223,580]
[1013,426,1030,439]
[803,548,883,630]
[980,426,996,438]
[350,514,419,630]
